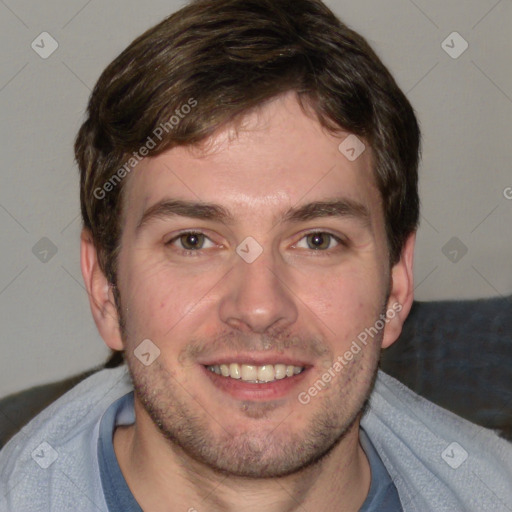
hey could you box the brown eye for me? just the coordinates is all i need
[165,231,217,256]
[300,232,341,251]
[178,232,205,250]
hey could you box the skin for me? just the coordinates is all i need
[81,91,415,512]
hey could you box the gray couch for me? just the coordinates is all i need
[1,296,511,449]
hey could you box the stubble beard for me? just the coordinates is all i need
[122,333,381,479]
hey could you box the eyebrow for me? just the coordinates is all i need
[135,198,371,233]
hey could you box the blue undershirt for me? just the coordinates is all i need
[97,392,402,511]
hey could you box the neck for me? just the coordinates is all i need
[114,400,371,512]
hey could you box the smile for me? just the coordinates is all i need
[206,363,305,383]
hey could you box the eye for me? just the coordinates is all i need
[295,232,343,251]
[166,231,215,252]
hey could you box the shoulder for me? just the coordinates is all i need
[362,370,512,511]
[0,366,132,512]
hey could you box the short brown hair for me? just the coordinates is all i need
[75,0,420,287]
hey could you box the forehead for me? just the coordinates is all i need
[123,93,382,225]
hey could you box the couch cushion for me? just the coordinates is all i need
[380,295,512,440]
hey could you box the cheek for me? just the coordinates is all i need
[119,259,222,346]
[301,263,386,343]
[117,264,180,341]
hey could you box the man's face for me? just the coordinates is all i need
[114,92,392,477]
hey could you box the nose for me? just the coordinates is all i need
[218,245,298,334]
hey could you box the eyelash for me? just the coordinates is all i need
[165,230,347,257]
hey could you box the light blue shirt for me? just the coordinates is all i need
[2,367,511,511]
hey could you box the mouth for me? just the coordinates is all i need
[206,363,304,383]
[201,360,310,402]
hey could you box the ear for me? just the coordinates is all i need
[381,231,416,349]
[80,228,124,350]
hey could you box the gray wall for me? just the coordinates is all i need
[1,0,511,398]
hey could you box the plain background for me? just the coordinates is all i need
[0,0,510,398]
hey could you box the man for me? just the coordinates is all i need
[1,0,511,510]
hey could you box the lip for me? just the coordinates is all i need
[201,365,309,402]
[201,364,311,402]
[197,352,311,368]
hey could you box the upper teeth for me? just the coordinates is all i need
[206,363,304,383]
